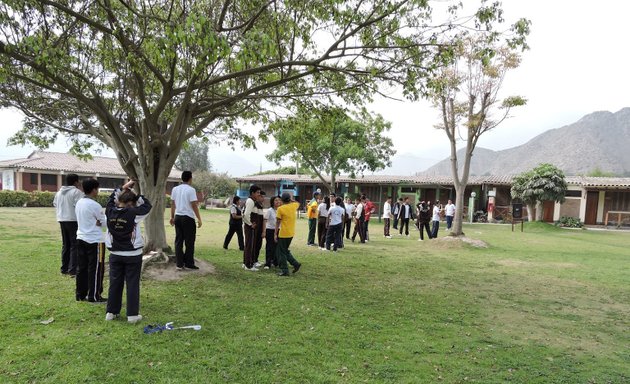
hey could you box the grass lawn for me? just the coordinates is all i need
[0,207,628,383]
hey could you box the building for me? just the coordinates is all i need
[0,151,181,193]
[235,174,630,226]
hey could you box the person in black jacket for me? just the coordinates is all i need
[223,196,244,250]
[417,201,432,241]
[104,180,152,324]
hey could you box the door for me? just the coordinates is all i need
[584,191,599,225]
[542,200,555,222]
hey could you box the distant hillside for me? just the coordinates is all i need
[421,108,630,176]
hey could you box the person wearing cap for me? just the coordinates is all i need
[306,191,320,246]
[274,192,302,276]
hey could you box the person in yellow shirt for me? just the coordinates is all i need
[306,191,320,246]
[275,192,302,277]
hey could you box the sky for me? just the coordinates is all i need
[1,0,629,176]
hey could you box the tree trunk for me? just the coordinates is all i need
[452,184,466,236]
[138,178,169,252]
[535,201,543,221]
[526,203,534,222]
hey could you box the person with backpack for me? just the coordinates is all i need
[417,201,432,241]
[223,196,244,251]
[104,180,152,323]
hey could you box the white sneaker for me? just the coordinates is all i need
[321,248,329,252]
[242,264,246,270]
[385,236,392,239]
[105,312,119,321]
[418,238,424,242]
[406,235,410,238]
[128,315,143,324]
[254,261,263,268]
[263,266,270,270]
[245,266,259,272]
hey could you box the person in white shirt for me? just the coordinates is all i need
[53,173,84,276]
[343,197,354,239]
[431,201,442,238]
[75,178,107,302]
[223,196,244,251]
[325,197,345,251]
[263,195,282,268]
[445,199,456,231]
[383,196,392,238]
[351,196,367,243]
[317,196,330,249]
[242,184,262,271]
[169,171,202,270]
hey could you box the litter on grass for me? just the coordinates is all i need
[144,322,201,334]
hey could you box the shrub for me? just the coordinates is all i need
[555,216,583,228]
[0,191,31,207]
[26,191,56,207]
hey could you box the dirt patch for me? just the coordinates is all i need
[437,235,489,248]
[142,257,215,281]
[496,259,579,268]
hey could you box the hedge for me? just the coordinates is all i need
[0,191,31,207]
[0,190,170,208]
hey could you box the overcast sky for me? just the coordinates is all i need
[1,0,629,176]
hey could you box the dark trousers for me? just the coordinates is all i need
[276,237,299,274]
[399,218,410,235]
[106,254,142,316]
[446,215,454,230]
[253,225,263,263]
[364,220,370,241]
[431,220,440,238]
[384,218,391,236]
[344,218,352,239]
[307,218,317,245]
[317,217,327,248]
[174,215,196,268]
[325,223,342,250]
[76,240,105,301]
[393,215,399,230]
[352,218,366,243]
[243,224,255,268]
[223,222,244,250]
[265,228,277,267]
[59,221,78,274]
[419,221,432,240]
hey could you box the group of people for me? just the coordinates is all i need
[54,174,152,324]
[387,197,456,241]
[223,184,301,276]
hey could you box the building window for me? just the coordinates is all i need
[401,187,416,193]
[41,174,57,185]
[30,173,38,185]
[565,190,582,198]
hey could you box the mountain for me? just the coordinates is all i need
[421,108,630,176]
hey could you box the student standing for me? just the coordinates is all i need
[75,178,107,302]
[445,199,456,231]
[306,191,320,246]
[398,197,412,237]
[431,201,442,238]
[53,173,84,276]
[383,196,392,238]
[392,197,403,230]
[317,196,329,249]
[343,197,354,239]
[223,196,244,250]
[252,191,266,267]
[242,185,262,271]
[170,171,202,270]
[274,193,302,277]
[417,201,432,241]
[263,196,282,269]
[351,196,367,243]
[105,180,152,323]
[325,197,345,251]
[363,196,375,242]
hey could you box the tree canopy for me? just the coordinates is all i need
[266,106,394,193]
[511,163,567,221]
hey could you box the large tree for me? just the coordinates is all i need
[266,106,394,193]
[0,0,510,249]
[511,163,568,222]
[428,18,530,236]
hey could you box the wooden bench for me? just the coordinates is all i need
[604,211,630,228]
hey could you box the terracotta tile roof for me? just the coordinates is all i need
[0,151,181,180]
[235,173,630,189]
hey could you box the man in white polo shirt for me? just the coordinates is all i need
[445,199,456,231]
[170,171,202,270]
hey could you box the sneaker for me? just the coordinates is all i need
[242,264,247,270]
[263,266,270,270]
[278,271,290,276]
[406,235,410,238]
[386,236,392,239]
[253,261,263,268]
[321,248,329,251]
[127,315,143,324]
[185,265,200,270]
[176,266,185,271]
[293,263,301,274]
[88,297,107,304]
[418,238,424,242]
[245,266,259,272]
[105,312,119,321]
